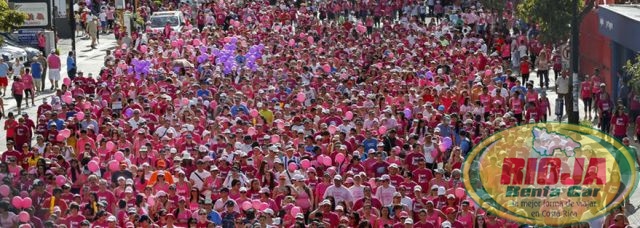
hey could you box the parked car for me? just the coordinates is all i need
[1,33,41,65]
[0,45,28,64]
[148,11,186,33]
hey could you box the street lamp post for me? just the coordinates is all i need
[68,0,76,61]
[568,0,581,124]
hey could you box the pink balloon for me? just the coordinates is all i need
[12,196,22,209]
[18,211,29,223]
[327,125,337,135]
[288,39,295,47]
[322,64,331,73]
[87,161,99,172]
[181,98,189,106]
[291,206,301,217]
[106,142,116,152]
[260,202,269,211]
[64,91,72,97]
[322,156,332,166]
[114,151,124,161]
[0,185,9,197]
[287,163,297,172]
[296,92,306,103]
[192,39,201,46]
[335,153,345,164]
[60,129,71,138]
[55,175,66,187]
[76,112,85,121]
[277,121,285,130]
[300,159,311,169]
[455,188,466,199]
[108,160,120,171]
[63,78,71,86]
[21,197,32,208]
[270,135,280,144]
[249,109,259,117]
[307,35,314,44]
[484,69,493,76]
[345,111,353,120]
[378,126,387,135]
[82,102,92,109]
[252,200,261,210]
[317,155,326,164]
[171,51,178,58]
[247,127,256,136]
[96,134,104,143]
[56,134,66,142]
[62,95,73,104]
[242,201,252,211]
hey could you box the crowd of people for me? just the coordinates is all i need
[0,0,635,227]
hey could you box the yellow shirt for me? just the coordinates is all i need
[27,155,41,168]
[259,109,274,125]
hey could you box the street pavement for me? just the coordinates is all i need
[1,33,640,225]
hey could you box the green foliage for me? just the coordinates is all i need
[133,13,145,26]
[479,0,507,14]
[517,0,576,42]
[0,0,27,31]
[623,55,640,95]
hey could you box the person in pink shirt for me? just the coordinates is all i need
[63,203,86,228]
[47,49,61,90]
[21,68,35,106]
[11,76,24,113]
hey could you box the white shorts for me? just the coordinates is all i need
[49,69,60,81]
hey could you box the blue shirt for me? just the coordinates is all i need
[0,62,8,77]
[208,211,222,225]
[230,105,248,117]
[67,56,76,70]
[48,119,65,131]
[362,138,378,159]
[31,62,42,79]
[197,89,211,97]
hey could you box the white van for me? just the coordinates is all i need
[148,11,186,33]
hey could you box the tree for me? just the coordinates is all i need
[623,55,640,96]
[479,0,507,15]
[517,0,595,124]
[516,0,594,43]
[0,0,27,44]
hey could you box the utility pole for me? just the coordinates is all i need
[568,0,581,124]
[68,0,76,61]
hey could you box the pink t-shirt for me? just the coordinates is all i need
[12,81,24,95]
[21,74,33,90]
[48,54,61,69]
[64,214,86,228]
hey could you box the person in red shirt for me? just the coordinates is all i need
[519,56,531,84]
[14,118,32,148]
[4,112,18,142]
[610,106,629,141]
[1,140,21,164]
[63,203,86,227]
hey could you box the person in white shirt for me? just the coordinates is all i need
[323,175,354,208]
[213,187,239,213]
[189,159,212,191]
[348,174,365,200]
[375,174,397,206]
[154,119,177,138]
[128,109,146,130]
